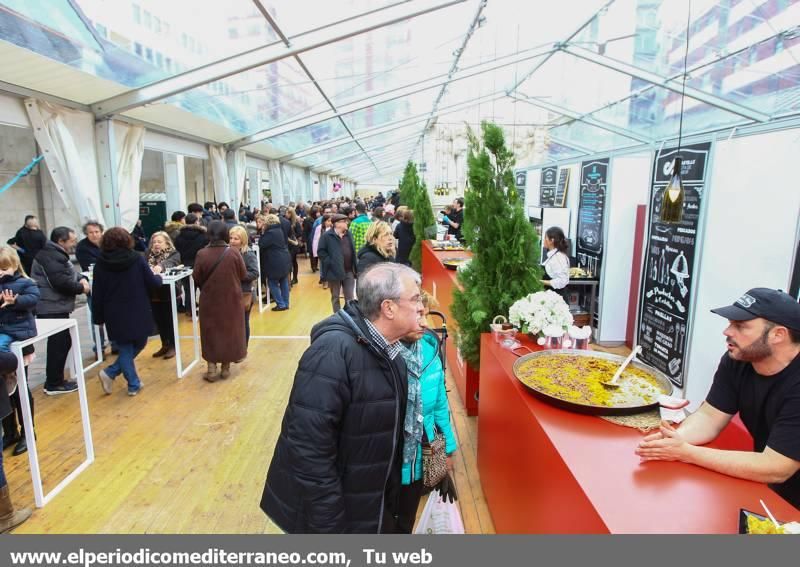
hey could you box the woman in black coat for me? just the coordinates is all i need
[92,228,163,397]
[356,221,395,276]
[258,215,292,311]
[393,209,416,267]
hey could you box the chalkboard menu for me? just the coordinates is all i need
[555,168,570,207]
[540,167,557,207]
[515,170,527,204]
[637,142,712,388]
[576,158,609,278]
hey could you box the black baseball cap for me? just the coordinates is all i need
[711,288,800,331]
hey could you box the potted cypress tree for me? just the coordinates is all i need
[450,122,543,412]
[398,161,436,272]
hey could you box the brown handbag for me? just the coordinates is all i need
[421,430,448,488]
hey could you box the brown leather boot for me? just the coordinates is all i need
[162,346,176,360]
[203,363,219,383]
[0,485,32,533]
[152,346,169,358]
[220,363,231,379]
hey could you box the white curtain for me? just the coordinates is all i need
[112,122,145,230]
[281,162,294,204]
[209,145,230,206]
[311,171,320,202]
[226,149,247,217]
[268,160,284,206]
[24,98,104,227]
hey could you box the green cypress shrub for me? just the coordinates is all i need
[451,122,543,367]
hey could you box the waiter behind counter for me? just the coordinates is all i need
[541,227,571,296]
[637,288,800,509]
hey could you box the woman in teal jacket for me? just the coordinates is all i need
[396,293,458,533]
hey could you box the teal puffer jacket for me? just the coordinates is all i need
[401,330,458,485]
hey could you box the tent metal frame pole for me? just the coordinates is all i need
[305,133,424,170]
[91,0,467,117]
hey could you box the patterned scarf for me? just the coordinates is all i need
[148,248,171,268]
[399,340,424,474]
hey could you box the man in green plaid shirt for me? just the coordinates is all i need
[349,201,372,254]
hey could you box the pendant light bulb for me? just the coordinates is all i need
[660,157,685,223]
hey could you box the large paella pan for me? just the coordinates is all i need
[512,349,673,415]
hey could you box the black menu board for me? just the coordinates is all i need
[554,168,570,207]
[540,167,556,207]
[515,170,527,204]
[576,159,608,278]
[637,142,711,388]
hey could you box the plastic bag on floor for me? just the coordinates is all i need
[414,492,465,534]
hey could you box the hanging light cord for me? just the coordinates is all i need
[677,0,692,152]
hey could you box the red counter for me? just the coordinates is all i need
[477,333,799,533]
[421,240,478,415]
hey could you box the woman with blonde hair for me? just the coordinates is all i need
[228,225,258,345]
[356,221,396,275]
[146,231,181,359]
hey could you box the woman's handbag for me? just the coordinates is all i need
[241,291,253,311]
[421,429,448,489]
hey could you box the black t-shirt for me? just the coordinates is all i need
[447,208,463,240]
[706,352,800,509]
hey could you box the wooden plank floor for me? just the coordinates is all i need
[4,260,497,534]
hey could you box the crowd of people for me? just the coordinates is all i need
[0,191,468,533]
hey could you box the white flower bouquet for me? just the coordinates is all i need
[508,290,574,336]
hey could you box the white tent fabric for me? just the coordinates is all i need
[304,168,313,203]
[268,160,283,206]
[226,148,247,217]
[209,145,230,207]
[24,98,104,227]
[311,171,320,202]
[318,173,329,200]
[112,121,145,231]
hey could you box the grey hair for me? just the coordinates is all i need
[358,263,421,321]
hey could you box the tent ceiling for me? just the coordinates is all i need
[1,0,799,182]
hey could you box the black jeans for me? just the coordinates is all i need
[38,312,72,388]
[150,300,175,347]
[394,480,425,534]
[290,250,299,282]
[2,372,34,440]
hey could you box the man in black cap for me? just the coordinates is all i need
[636,288,800,509]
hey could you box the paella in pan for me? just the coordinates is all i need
[512,350,673,415]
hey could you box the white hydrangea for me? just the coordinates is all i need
[508,290,574,335]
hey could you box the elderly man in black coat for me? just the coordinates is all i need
[317,214,357,313]
[261,263,425,533]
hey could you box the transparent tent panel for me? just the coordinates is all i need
[300,20,463,109]
[0,0,282,88]
[570,0,800,117]
[547,119,640,154]
[515,50,642,115]
[257,117,350,155]
[265,0,400,37]
[161,58,328,135]
[529,140,588,166]
[340,86,439,131]
[297,142,361,167]
[587,84,747,140]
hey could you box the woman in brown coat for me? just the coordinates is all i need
[192,221,247,381]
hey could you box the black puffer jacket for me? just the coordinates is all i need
[318,229,356,282]
[356,243,394,276]
[30,241,86,315]
[258,224,291,280]
[174,224,209,267]
[261,302,408,533]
